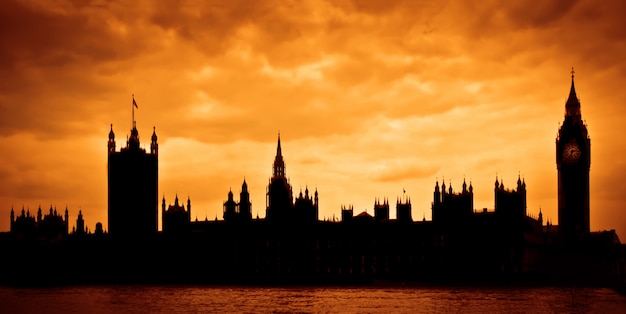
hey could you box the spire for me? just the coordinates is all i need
[441,177,446,194]
[277,132,282,157]
[565,67,581,117]
[272,133,285,178]
[241,178,248,192]
[150,126,158,155]
[108,124,116,153]
[187,196,191,216]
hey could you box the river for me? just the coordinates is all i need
[2,285,626,313]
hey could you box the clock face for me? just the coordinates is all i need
[563,141,581,163]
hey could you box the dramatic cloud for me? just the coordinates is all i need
[1,0,626,237]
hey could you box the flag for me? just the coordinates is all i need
[133,98,138,108]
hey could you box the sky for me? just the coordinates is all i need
[1,0,626,237]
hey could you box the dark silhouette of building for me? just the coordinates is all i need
[107,118,158,238]
[223,180,253,223]
[374,198,389,222]
[294,186,318,223]
[495,176,527,223]
[162,195,191,234]
[396,196,412,223]
[224,189,238,222]
[10,205,69,240]
[265,134,318,224]
[265,134,293,223]
[75,210,85,235]
[557,69,591,243]
[239,180,252,221]
[432,179,473,227]
[341,205,354,223]
[2,72,623,287]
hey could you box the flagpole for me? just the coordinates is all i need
[132,94,135,129]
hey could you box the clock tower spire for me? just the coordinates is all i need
[556,68,590,244]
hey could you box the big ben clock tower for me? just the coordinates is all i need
[556,68,590,242]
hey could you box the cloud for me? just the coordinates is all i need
[371,162,439,182]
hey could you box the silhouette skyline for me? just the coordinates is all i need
[2,0,626,242]
[3,70,625,287]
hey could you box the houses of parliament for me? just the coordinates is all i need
[1,72,623,286]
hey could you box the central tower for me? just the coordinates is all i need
[556,69,590,242]
[108,99,158,238]
[266,133,294,223]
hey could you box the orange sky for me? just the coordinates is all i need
[1,0,626,237]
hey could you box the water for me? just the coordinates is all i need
[1,285,625,313]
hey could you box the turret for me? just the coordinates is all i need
[223,188,238,221]
[151,126,158,155]
[433,180,441,206]
[76,210,85,234]
[441,179,446,198]
[161,196,166,215]
[187,196,191,222]
[239,179,252,221]
[108,124,116,153]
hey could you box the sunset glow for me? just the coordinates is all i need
[1,0,626,237]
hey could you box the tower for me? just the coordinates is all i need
[494,175,526,222]
[266,133,293,223]
[107,99,158,238]
[223,189,237,221]
[374,198,389,222]
[76,210,85,235]
[432,179,473,226]
[556,69,590,241]
[396,196,412,223]
[239,179,252,221]
[108,124,116,153]
[162,194,191,234]
[150,126,158,156]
